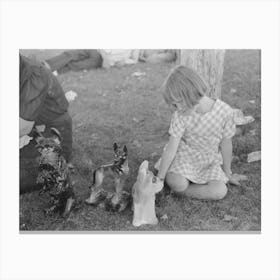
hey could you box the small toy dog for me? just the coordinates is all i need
[34,127,75,217]
[132,160,163,227]
[85,143,130,212]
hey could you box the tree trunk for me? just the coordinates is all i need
[178,50,226,99]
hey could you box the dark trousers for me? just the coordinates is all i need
[45,49,103,73]
[20,112,72,193]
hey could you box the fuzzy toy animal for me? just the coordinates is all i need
[85,143,130,212]
[34,128,75,217]
[132,160,163,227]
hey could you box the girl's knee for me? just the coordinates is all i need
[166,173,189,192]
[208,181,227,200]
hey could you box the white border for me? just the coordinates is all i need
[1,1,279,280]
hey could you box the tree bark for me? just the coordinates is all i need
[178,50,226,99]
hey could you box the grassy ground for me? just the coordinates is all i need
[19,49,261,231]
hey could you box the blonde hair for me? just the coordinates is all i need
[162,65,209,111]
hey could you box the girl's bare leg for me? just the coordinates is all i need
[165,172,227,200]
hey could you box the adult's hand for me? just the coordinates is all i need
[19,117,34,137]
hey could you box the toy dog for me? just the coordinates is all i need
[132,160,163,227]
[85,143,130,212]
[34,128,75,217]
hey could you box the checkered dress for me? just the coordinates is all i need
[168,99,236,184]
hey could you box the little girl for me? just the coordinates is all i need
[156,65,239,200]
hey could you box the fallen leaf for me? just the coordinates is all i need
[230,88,237,94]
[223,214,238,222]
[160,214,168,220]
[132,71,146,78]
[65,90,78,102]
[249,100,255,104]
[247,151,261,163]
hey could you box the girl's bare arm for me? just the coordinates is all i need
[157,135,181,180]
[220,137,233,176]
[220,137,242,186]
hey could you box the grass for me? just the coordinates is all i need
[19,49,261,231]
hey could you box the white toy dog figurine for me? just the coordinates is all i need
[132,160,164,227]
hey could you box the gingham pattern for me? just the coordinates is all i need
[168,99,236,184]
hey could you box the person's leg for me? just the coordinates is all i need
[45,52,73,72]
[20,142,41,194]
[45,50,89,72]
[20,112,73,194]
[165,172,227,200]
[68,57,103,71]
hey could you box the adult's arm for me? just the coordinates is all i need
[20,54,49,122]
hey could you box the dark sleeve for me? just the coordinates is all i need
[20,68,49,121]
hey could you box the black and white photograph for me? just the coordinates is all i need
[1,1,280,280]
[19,49,261,231]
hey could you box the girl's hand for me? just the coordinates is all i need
[153,176,164,192]
[226,173,242,186]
